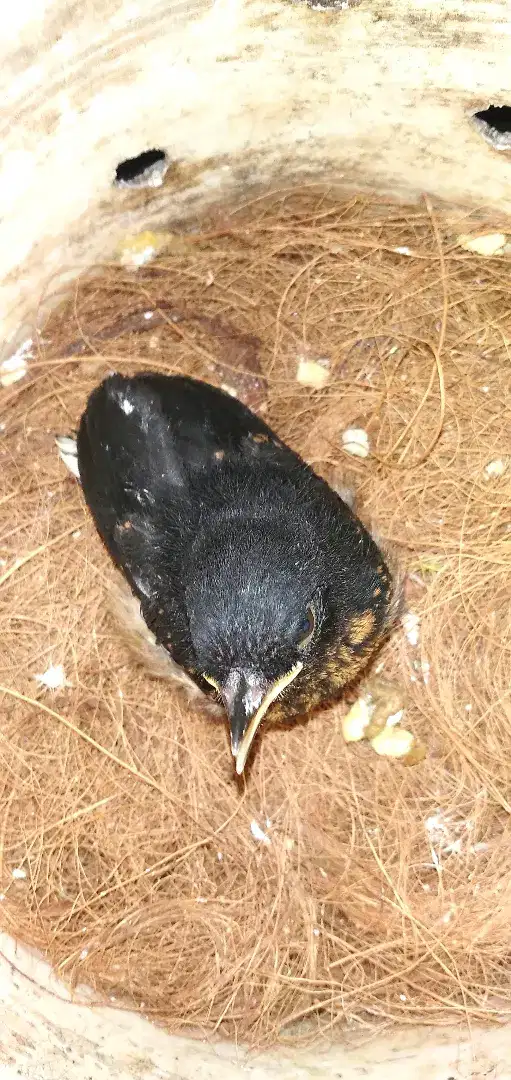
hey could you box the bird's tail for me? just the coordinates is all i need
[55,434,80,480]
[108,574,221,715]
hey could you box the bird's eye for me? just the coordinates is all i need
[296,604,316,649]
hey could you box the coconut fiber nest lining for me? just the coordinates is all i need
[1,190,511,1044]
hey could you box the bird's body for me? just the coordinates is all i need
[60,373,398,772]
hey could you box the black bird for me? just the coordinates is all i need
[57,373,399,774]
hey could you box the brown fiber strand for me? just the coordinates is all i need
[0,189,510,1046]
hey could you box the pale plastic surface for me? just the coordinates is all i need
[1,933,511,1078]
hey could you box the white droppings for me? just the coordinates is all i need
[0,338,32,387]
[217,852,223,861]
[421,660,430,685]
[34,664,71,691]
[399,993,407,1002]
[448,838,462,855]
[121,397,135,415]
[121,244,156,268]
[425,811,477,859]
[370,726,415,758]
[296,355,330,390]
[12,867,26,880]
[393,246,412,256]
[341,427,370,458]
[72,530,81,540]
[484,458,507,480]
[425,814,447,839]
[196,897,207,903]
[312,927,320,937]
[143,311,154,320]
[402,611,420,646]
[481,385,490,393]
[341,696,371,742]
[457,232,507,257]
[250,819,271,845]
[79,949,88,960]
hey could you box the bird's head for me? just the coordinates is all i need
[179,507,395,774]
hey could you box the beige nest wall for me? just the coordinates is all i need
[2,0,511,348]
[2,2,511,1079]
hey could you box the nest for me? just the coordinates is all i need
[1,190,511,1045]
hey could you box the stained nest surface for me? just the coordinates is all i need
[1,191,511,1044]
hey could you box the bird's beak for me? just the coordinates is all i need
[221,662,303,775]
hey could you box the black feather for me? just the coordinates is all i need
[77,373,395,714]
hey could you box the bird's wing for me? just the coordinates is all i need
[77,374,190,600]
[76,373,285,600]
[119,372,277,457]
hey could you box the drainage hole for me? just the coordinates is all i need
[114,149,169,188]
[472,105,511,150]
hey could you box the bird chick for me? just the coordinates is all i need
[58,373,400,774]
